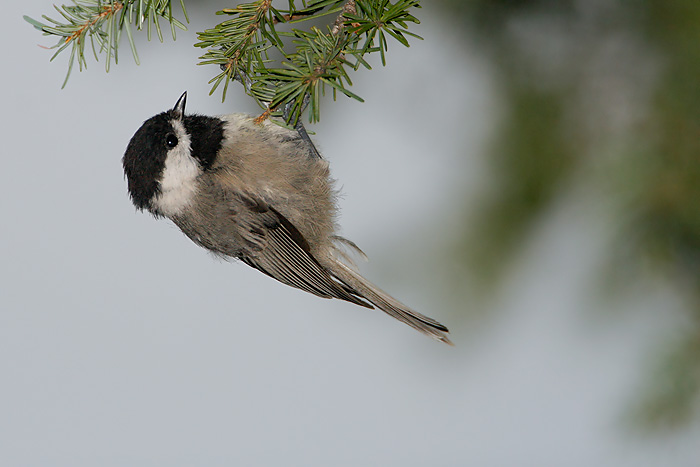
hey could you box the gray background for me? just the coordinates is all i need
[2,1,699,465]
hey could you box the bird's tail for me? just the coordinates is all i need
[331,260,452,345]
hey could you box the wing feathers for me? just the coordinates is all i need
[240,203,372,308]
[235,193,450,343]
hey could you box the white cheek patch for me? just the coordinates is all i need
[152,120,200,217]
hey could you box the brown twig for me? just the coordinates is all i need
[331,0,357,36]
[65,2,123,44]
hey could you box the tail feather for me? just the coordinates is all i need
[331,261,452,345]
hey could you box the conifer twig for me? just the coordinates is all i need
[24,0,188,88]
[26,0,423,128]
[331,0,357,36]
[196,0,422,125]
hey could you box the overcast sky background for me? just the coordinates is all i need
[2,2,699,466]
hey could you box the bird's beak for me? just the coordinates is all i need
[173,91,187,120]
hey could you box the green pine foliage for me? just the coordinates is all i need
[196,0,422,125]
[25,0,422,124]
[24,1,188,88]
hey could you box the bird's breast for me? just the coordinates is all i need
[151,143,201,217]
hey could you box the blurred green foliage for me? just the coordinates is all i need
[435,0,700,427]
[466,86,577,286]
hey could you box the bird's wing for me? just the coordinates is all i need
[234,192,373,308]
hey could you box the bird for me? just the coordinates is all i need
[122,92,451,344]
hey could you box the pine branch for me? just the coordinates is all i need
[25,0,422,125]
[24,0,188,88]
[195,0,422,124]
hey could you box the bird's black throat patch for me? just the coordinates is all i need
[183,115,225,171]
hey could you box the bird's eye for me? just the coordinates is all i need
[165,133,178,148]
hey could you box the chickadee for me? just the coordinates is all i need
[122,92,451,344]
